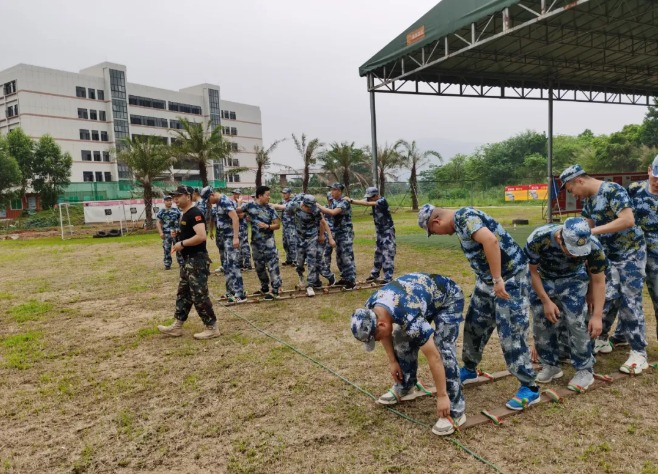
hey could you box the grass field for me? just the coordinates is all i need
[0,205,656,473]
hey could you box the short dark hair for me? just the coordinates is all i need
[255,186,270,198]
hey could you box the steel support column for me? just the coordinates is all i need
[547,80,554,223]
[368,74,378,186]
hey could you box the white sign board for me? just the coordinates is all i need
[83,198,172,224]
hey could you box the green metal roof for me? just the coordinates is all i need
[359,0,657,102]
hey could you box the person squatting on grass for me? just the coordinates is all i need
[279,187,298,266]
[230,189,253,271]
[418,204,540,410]
[525,217,607,391]
[351,273,466,435]
[158,185,219,340]
[212,190,246,302]
[347,186,396,284]
[156,195,184,270]
[239,186,282,300]
[560,164,648,373]
[611,155,658,341]
[318,183,357,290]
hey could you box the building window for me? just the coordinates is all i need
[97,90,105,100]
[170,137,178,145]
[230,111,236,120]
[83,172,94,182]
[128,95,166,109]
[81,150,92,161]
[103,151,110,162]
[91,130,100,141]
[78,108,88,119]
[89,110,97,120]
[169,119,183,129]
[231,127,237,136]
[10,198,22,210]
[93,151,101,161]
[118,163,130,179]
[4,81,17,96]
[109,69,126,100]
[88,88,96,100]
[6,105,18,118]
[104,172,112,182]
[232,158,240,166]
[80,129,91,140]
[228,174,241,183]
[95,171,103,182]
[230,142,238,151]
[168,101,202,115]
[100,131,108,142]
[221,110,229,119]
[99,110,106,121]
[76,86,86,98]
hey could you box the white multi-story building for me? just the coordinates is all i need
[0,62,262,190]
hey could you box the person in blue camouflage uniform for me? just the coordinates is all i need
[279,187,298,266]
[419,204,539,410]
[525,217,607,391]
[156,196,184,270]
[318,191,336,281]
[239,186,282,299]
[273,194,336,296]
[348,186,396,283]
[612,156,658,343]
[192,186,214,222]
[230,189,253,271]
[561,164,648,374]
[318,183,356,289]
[213,191,246,301]
[351,273,466,435]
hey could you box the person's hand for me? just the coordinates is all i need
[493,279,510,299]
[233,237,240,249]
[436,394,450,418]
[257,222,269,229]
[543,301,561,324]
[588,316,602,338]
[172,242,183,254]
[329,238,336,248]
[318,235,325,245]
[389,361,403,383]
[343,197,350,202]
[159,232,165,240]
[530,344,539,363]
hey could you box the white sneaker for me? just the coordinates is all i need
[594,338,613,354]
[620,350,649,374]
[306,287,315,297]
[377,383,431,405]
[536,365,563,383]
[432,413,467,436]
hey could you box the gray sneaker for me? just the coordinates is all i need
[536,365,563,383]
[568,370,594,392]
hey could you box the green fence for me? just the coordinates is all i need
[58,180,227,203]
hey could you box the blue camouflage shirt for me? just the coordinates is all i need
[332,199,353,235]
[365,273,464,348]
[628,180,658,258]
[286,201,324,241]
[453,207,528,282]
[156,207,181,232]
[280,198,296,226]
[581,181,645,261]
[213,194,237,236]
[371,197,394,233]
[524,224,608,280]
[325,197,335,231]
[241,202,279,241]
[194,198,208,218]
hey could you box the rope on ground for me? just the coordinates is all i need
[220,302,506,474]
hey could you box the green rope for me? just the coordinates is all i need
[221,302,506,474]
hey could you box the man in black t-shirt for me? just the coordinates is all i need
[158,185,219,340]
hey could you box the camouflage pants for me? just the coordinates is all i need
[221,236,245,298]
[174,253,216,326]
[251,237,282,292]
[602,250,648,353]
[215,232,226,270]
[647,254,658,322]
[319,233,334,275]
[334,231,356,282]
[531,276,594,371]
[462,270,537,387]
[283,222,298,264]
[369,228,396,281]
[162,234,184,268]
[393,312,465,418]
[239,221,252,268]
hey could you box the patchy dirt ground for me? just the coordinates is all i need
[0,208,656,474]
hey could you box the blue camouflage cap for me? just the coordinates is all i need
[651,155,658,177]
[200,185,213,200]
[418,203,436,237]
[282,187,292,194]
[232,188,242,194]
[559,164,586,188]
[351,308,377,352]
[364,186,379,199]
[302,194,316,207]
[328,182,345,191]
[561,217,592,257]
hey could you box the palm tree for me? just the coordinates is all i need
[396,140,442,210]
[291,133,324,193]
[370,143,405,196]
[254,139,285,187]
[319,142,370,195]
[171,117,232,186]
[115,136,174,230]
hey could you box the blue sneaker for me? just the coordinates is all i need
[459,367,478,385]
[506,385,541,411]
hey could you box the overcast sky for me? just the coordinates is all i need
[1,0,647,175]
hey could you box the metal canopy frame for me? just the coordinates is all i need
[363,0,657,221]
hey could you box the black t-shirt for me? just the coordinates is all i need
[179,206,207,257]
